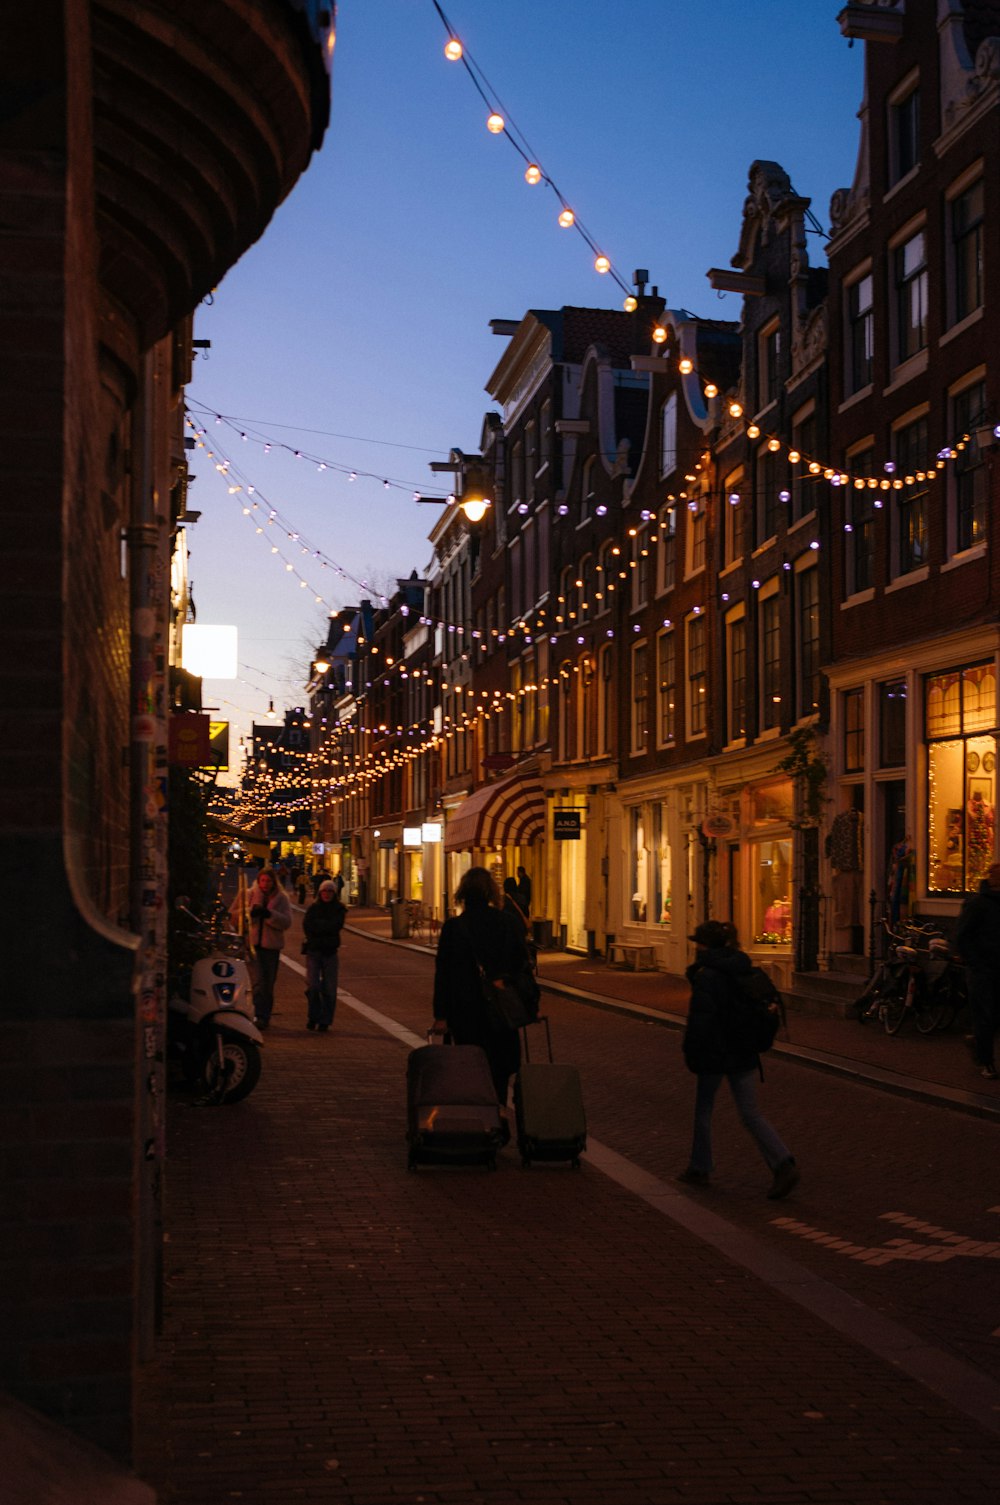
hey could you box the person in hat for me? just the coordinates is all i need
[302,879,347,1031]
[678,919,798,1199]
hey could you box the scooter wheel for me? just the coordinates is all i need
[203,1037,262,1103]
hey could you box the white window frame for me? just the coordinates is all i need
[656,503,677,594]
[758,579,782,734]
[630,639,649,756]
[844,260,874,399]
[725,604,747,746]
[887,68,920,189]
[655,627,676,749]
[757,317,781,411]
[794,558,820,722]
[660,394,677,479]
[723,467,746,568]
[685,612,708,742]
[946,165,985,331]
[947,366,988,559]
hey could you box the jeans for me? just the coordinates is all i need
[306,951,339,1029]
[254,947,281,1026]
[690,1069,791,1175]
[967,968,1000,1069]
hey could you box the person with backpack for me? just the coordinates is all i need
[302,879,347,1031]
[678,919,799,1199]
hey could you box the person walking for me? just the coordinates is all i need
[502,876,537,973]
[515,864,532,915]
[954,861,1000,1081]
[231,866,292,1030]
[311,867,332,897]
[302,878,346,1032]
[432,866,532,1106]
[679,920,799,1198]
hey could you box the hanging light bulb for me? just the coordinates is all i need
[747,423,760,440]
[704,382,718,399]
[652,325,668,344]
[729,401,743,418]
[486,112,505,134]
[594,255,611,275]
[558,208,575,228]
[444,37,463,61]
[524,163,542,185]
[623,295,638,312]
[768,438,781,453]
[678,357,693,375]
[266,698,276,719]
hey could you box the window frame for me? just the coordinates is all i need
[891,221,928,368]
[795,560,820,721]
[845,265,874,397]
[656,626,676,748]
[949,371,988,556]
[630,639,649,756]
[891,408,930,578]
[888,76,920,187]
[758,317,781,410]
[660,394,678,479]
[725,606,747,745]
[759,583,782,732]
[686,612,708,741]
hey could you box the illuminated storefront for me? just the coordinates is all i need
[926,661,997,894]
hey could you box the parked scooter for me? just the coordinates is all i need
[169,900,263,1104]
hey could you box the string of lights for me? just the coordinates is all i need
[430,0,631,298]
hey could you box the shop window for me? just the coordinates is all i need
[752,838,793,946]
[892,228,928,366]
[653,802,673,928]
[951,177,983,325]
[631,640,649,755]
[660,394,677,479]
[846,271,873,396]
[630,806,649,922]
[686,614,707,738]
[878,678,907,767]
[844,688,864,773]
[952,379,987,554]
[656,628,676,746]
[926,662,997,892]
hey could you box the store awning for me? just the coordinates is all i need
[444,773,546,853]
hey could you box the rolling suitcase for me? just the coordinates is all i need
[406,1034,504,1170]
[514,1016,587,1168]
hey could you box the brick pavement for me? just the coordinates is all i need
[135,920,1000,1504]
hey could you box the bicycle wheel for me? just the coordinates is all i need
[915,993,949,1034]
[882,981,909,1035]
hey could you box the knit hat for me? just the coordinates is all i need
[319,880,337,895]
[689,920,731,950]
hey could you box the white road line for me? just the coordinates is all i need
[279,953,1000,1437]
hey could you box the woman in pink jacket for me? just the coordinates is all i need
[231,867,292,1028]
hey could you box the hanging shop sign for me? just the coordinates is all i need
[168,713,211,767]
[701,811,736,839]
[553,809,582,840]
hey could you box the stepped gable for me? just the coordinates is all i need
[964,0,1000,54]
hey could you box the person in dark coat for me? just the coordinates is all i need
[302,879,347,1031]
[679,920,798,1198]
[515,864,532,915]
[954,862,1000,1080]
[432,866,531,1104]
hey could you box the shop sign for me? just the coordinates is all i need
[553,809,581,840]
[403,826,422,848]
[701,811,736,839]
[421,822,442,844]
[168,712,210,766]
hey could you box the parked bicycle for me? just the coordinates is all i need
[855,920,965,1035]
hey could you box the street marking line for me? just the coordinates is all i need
[279,954,1000,1437]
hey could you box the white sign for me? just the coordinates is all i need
[403,827,423,848]
[181,624,238,679]
[421,822,442,844]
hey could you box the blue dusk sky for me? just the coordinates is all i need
[186,0,864,765]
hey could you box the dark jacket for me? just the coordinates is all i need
[954,883,1000,972]
[303,896,346,954]
[433,902,529,1040]
[682,945,761,1076]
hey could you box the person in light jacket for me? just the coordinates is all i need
[231,867,291,1029]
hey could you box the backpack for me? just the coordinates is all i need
[727,967,785,1056]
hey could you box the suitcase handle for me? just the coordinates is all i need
[520,1015,553,1064]
[427,1027,454,1044]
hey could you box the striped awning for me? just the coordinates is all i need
[444,773,546,853]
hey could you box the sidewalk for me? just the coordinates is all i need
[344,906,1000,1122]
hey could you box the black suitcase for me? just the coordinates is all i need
[514,1017,587,1168]
[406,1035,504,1170]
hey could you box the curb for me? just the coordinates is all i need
[344,923,1000,1125]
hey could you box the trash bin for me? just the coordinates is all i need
[390,898,410,939]
[532,917,553,949]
